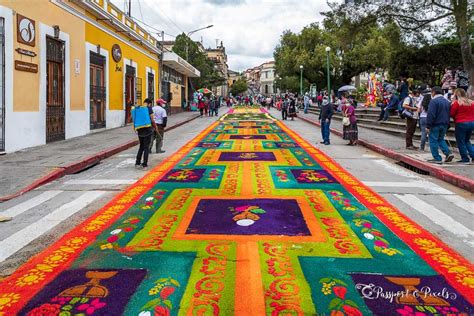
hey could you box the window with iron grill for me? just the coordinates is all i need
[136,77,142,105]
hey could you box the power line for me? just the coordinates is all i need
[139,0,184,35]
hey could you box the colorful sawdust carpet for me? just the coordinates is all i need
[0,108,473,315]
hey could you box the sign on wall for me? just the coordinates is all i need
[112,44,122,63]
[15,60,38,73]
[16,14,35,47]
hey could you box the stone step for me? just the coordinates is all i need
[306,107,457,144]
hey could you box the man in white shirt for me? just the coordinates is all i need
[149,99,168,153]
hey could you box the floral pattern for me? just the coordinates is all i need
[140,277,180,316]
[319,277,363,316]
[353,218,402,256]
[229,205,266,226]
[27,297,106,316]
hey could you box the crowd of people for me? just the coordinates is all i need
[373,71,473,164]
[129,66,472,170]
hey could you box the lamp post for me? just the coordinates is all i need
[325,47,331,101]
[185,25,214,61]
[299,65,303,97]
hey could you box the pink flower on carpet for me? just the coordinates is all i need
[363,222,372,228]
[77,298,106,315]
[235,205,250,212]
[374,240,388,248]
[332,286,347,300]
[396,306,414,315]
[160,286,175,299]
[154,305,170,316]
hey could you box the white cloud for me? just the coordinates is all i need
[113,0,330,71]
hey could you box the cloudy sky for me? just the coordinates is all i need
[111,0,331,71]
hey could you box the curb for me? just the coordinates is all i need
[298,115,474,193]
[0,115,200,202]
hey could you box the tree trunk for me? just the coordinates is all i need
[453,0,474,96]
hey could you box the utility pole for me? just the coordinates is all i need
[128,0,131,17]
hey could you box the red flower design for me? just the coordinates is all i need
[363,222,372,228]
[332,286,347,300]
[342,305,363,316]
[130,219,140,224]
[124,227,134,232]
[107,235,118,243]
[27,303,61,316]
[330,311,344,316]
[154,305,170,316]
[160,286,175,299]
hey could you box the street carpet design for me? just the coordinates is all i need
[0,108,473,316]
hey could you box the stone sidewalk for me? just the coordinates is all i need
[0,111,199,200]
[269,108,474,192]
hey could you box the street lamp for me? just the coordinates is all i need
[185,25,214,61]
[325,46,331,101]
[299,65,303,96]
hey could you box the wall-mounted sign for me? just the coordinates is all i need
[74,59,81,74]
[17,14,36,47]
[112,44,122,63]
[15,60,38,73]
[15,48,37,57]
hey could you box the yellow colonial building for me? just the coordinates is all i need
[0,0,199,153]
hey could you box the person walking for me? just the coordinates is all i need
[281,96,289,120]
[319,97,333,145]
[418,89,431,151]
[288,97,297,120]
[149,98,168,154]
[303,93,310,114]
[131,98,158,170]
[342,100,358,145]
[402,89,420,150]
[198,94,205,117]
[426,87,455,164]
[450,88,474,163]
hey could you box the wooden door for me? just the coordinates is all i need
[125,65,135,124]
[89,52,106,129]
[46,36,65,143]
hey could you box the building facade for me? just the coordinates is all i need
[244,60,277,96]
[259,61,276,96]
[0,0,198,153]
[206,42,229,97]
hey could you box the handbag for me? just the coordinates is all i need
[342,117,350,126]
[342,109,351,126]
[401,109,414,119]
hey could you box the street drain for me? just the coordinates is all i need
[396,161,430,175]
[72,162,100,174]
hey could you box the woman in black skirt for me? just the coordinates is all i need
[342,101,358,145]
[288,98,297,120]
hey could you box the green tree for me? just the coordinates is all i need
[330,0,473,92]
[389,41,474,86]
[230,78,248,95]
[273,15,399,93]
[171,34,225,89]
